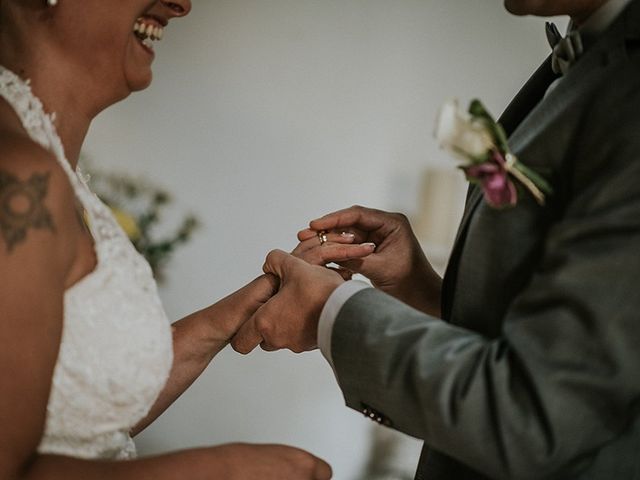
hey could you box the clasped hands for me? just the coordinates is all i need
[231,205,443,355]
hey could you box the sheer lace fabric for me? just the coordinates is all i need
[0,66,173,460]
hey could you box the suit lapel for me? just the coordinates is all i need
[440,13,631,321]
[508,30,626,157]
[451,57,558,245]
[440,57,558,321]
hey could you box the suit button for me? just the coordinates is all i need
[361,403,393,426]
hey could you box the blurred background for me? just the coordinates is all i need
[84,2,563,478]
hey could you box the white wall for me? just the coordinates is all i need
[84,2,559,478]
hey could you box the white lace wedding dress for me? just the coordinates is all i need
[0,66,174,460]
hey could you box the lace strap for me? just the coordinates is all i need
[0,66,102,212]
[0,65,123,250]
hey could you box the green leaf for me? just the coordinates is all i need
[514,162,553,194]
[469,99,510,153]
[468,151,492,165]
[468,99,495,123]
[493,123,510,153]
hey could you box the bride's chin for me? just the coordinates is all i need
[126,70,153,92]
[124,42,155,91]
[124,58,154,91]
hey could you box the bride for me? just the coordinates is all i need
[0,1,331,478]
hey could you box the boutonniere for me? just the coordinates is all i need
[434,99,552,209]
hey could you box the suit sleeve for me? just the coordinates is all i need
[330,82,640,479]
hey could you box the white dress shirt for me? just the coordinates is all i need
[316,0,633,370]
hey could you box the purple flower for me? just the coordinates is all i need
[463,151,517,208]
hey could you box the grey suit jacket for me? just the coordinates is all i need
[330,2,640,479]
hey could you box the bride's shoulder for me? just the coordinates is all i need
[0,129,80,276]
[0,129,73,211]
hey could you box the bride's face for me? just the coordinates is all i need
[124,1,192,91]
[52,0,191,96]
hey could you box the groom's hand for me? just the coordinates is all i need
[295,205,443,317]
[231,250,344,354]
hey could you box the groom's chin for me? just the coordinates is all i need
[503,0,560,16]
[503,0,525,15]
[503,0,538,16]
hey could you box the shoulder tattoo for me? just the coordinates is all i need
[0,169,56,252]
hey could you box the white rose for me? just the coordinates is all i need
[434,99,494,159]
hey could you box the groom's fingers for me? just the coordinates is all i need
[262,249,294,278]
[319,243,376,263]
[250,292,314,353]
[299,242,376,267]
[310,206,386,233]
[231,315,264,354]
[248,295,290,351]
[260,342,279,352]
[314,458,333,480]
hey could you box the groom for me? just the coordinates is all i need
[235,0,640,478]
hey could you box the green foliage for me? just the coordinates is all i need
[81,159,200,283]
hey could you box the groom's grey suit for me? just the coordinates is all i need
[329,2,640,479]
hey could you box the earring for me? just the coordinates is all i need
[47,0,58,6]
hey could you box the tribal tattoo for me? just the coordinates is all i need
[0,169,56,252]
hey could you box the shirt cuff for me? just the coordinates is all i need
[317,280,372,370]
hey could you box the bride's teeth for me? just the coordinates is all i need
[133,19,165,42]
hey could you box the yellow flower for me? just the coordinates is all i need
[111,207,141,241]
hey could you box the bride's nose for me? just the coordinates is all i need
[160,0,192,17]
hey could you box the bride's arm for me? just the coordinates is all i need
[22,443,331,480]
[131,274,278,436]
[0,145,329,480]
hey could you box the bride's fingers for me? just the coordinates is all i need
[293,240,375,266]
[297,228,368,244]
[292,233,359,264]
[296,229,356,244]
[297,228,318,242]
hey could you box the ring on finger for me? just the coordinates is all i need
[318,230,328,246]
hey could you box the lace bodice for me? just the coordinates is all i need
[0,66,173,460]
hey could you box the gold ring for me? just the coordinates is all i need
[318,230,328,246]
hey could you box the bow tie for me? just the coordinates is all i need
[546,22,584,75]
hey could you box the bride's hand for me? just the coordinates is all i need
[210,443,332,480]
[291,227,375,280]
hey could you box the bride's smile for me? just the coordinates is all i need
[133,16,166,54]
[126,1,191,90]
